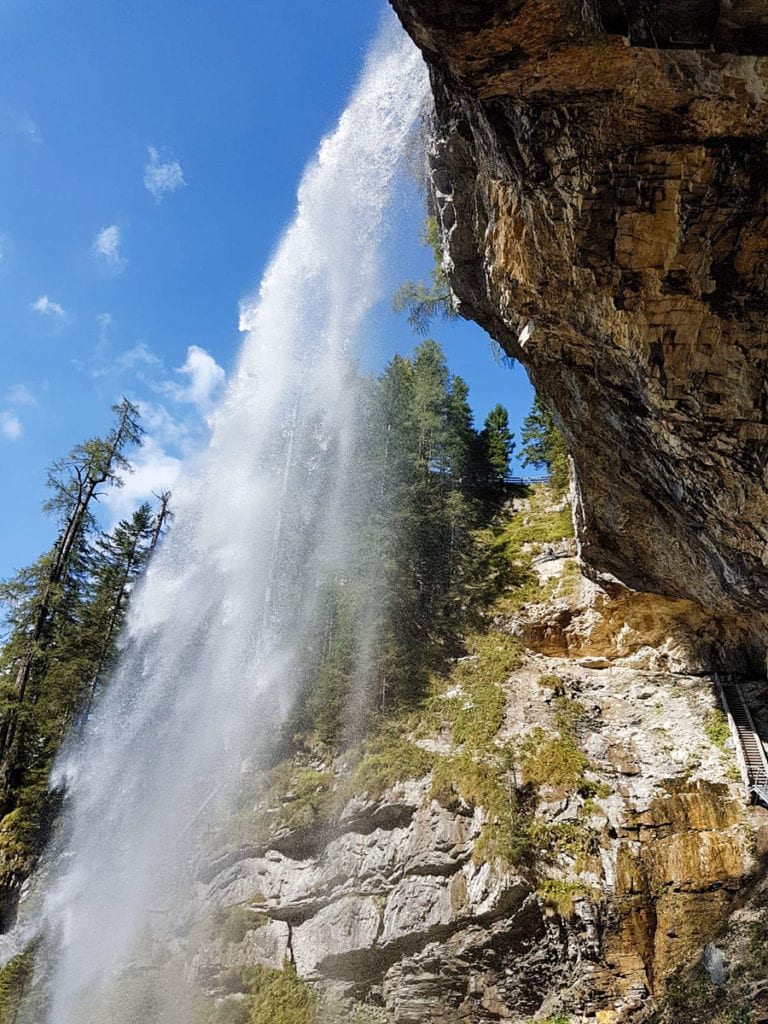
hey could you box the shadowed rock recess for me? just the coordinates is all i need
[390,0,768,632]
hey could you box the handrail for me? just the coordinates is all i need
[715,674,752,791]
[714,673,768,806]
[504,475,550,485]
[734,681,768,777]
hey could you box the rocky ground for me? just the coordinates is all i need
[186,492,768,1023]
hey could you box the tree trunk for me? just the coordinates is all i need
[149,491,172,553]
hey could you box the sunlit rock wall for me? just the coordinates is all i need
[195,663,761,1022]
[390,0,768,624]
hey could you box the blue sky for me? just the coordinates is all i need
[0,1,534,580]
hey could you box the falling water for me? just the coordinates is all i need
[14,19,428,1023]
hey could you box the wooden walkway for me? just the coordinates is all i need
[716,677,768,806]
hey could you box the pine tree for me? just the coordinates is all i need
[445,376,476,489]
[0,399,143,767]
[520,394,569,494]
[295,342,524,747]
[77,504,155,727]
[410,338,450,474]
[481,404,514,484]
[149,491,173,553]
[358,341,481,711]
[304,585,356,747]
[0,399,143,809]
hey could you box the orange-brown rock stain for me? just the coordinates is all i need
[607,781,753,998]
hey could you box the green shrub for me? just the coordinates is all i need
[212,966,320,1024]
[344,728,435,801]
[279,770,337,831]
[553,697,588,735]
[444,632,520,748]
[431,744,538,867]
[243,966,319,1024]
[538,673,565,695]
[747,918,768,970]
[705,709,731,751]
[502,503,574,548]
[202,997,250,1024]
[218,905,269,945]
[520,728,590,793]
[545,821,601,869]
[663,965,716,1017]
[342,1006,389,1024]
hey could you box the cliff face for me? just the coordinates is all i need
[193,573,763,1022]
[390,0,768,626]
[186,501,767,1023]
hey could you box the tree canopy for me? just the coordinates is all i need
[481,404,514,484]
[0,401,165,903]
[288,339,517,750]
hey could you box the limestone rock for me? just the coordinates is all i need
[193,648,761,1020]
[292,895,382,976]
[389,0,768,627]
[530,576,760,673]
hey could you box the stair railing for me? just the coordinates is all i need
[715,673,752,792]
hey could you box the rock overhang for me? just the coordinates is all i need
[390,0,768,626]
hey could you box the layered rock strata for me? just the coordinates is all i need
[390,0,768,625]
[194,648,763,1021]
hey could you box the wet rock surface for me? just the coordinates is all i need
[389,0,768,625]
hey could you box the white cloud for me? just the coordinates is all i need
[116,342,163,373]
[137,400,194,452]
[164,345,225,414]
[144,146,185,201]
[96,312,113,343]
[74,344,223,526]
[92,225,125,273]
[101,435,182,525]
[32,295,66,318]
[6,384,36,407]
[0,411,22,440]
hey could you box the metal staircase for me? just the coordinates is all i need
[716,677,768,806]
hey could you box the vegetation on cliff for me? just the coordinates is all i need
[237,479,577,859]
[392,216,456,336]
[285,336,522,751]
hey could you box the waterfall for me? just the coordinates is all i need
[16,19,428,1023]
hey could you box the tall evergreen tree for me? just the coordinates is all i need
[481,404,514,483]
[149,491,173,554]
[0,397,143,772]
[285,343,527,751]
[308,340,494,738]
[520,394,569,494]
[77,503,155,727]
[410,338,450,473]
[445,376,476,489]
[0,398,144,889]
